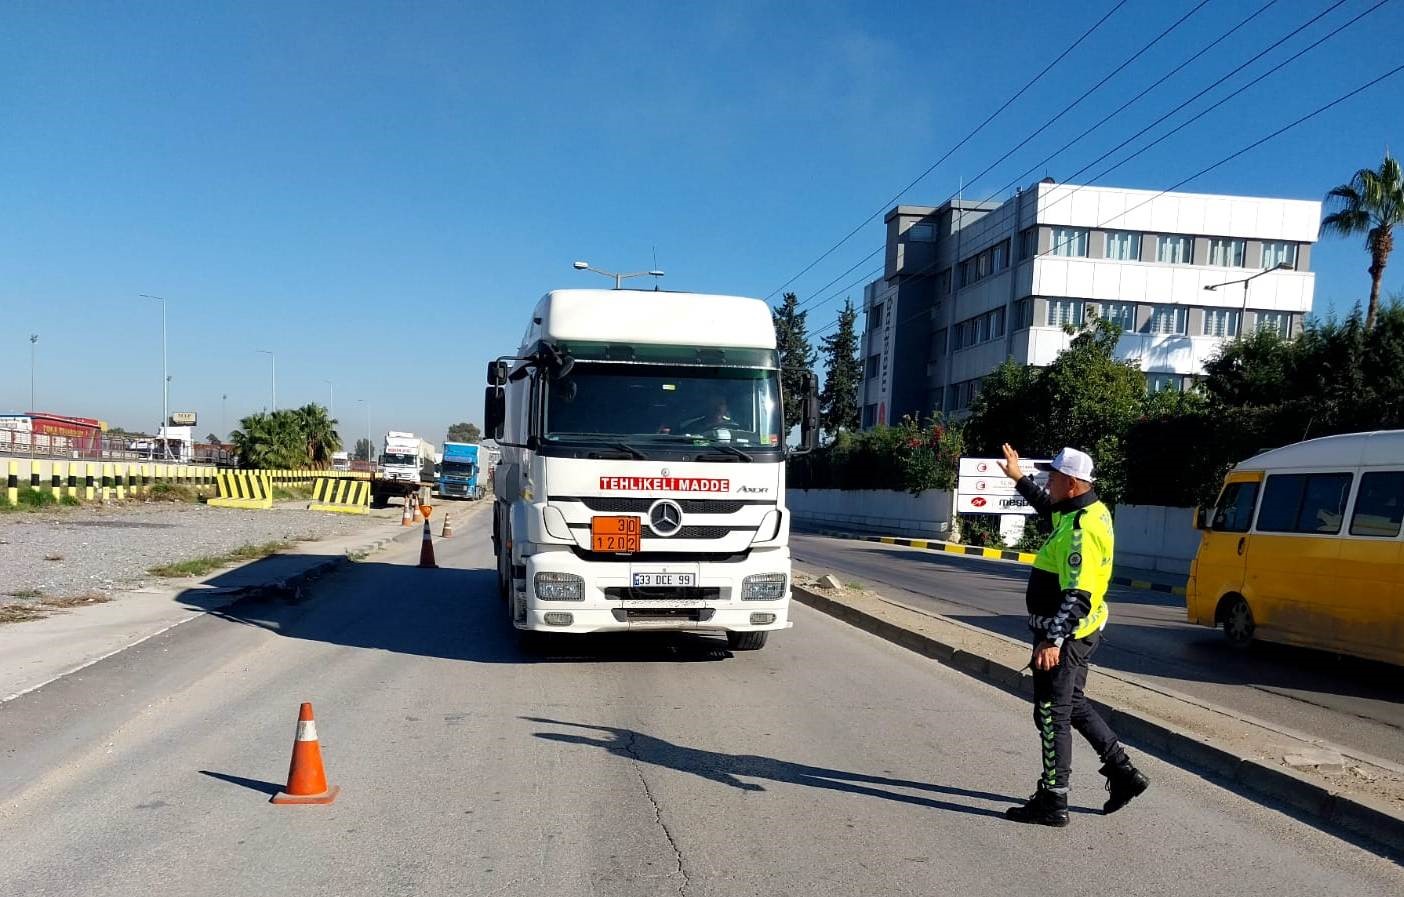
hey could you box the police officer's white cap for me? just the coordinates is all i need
[1037,447,1095,482]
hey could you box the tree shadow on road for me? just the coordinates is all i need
[525,717,1052,819]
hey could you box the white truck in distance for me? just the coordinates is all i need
[373,430,433,506]
[485,288,818,651]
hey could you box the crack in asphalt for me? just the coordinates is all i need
[622,729,691,896]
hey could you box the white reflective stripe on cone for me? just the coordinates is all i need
[295,720,319,742]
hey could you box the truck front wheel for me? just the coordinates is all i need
[726,631,768,651]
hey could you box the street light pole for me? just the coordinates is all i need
[28,333,38,458]
[324,380,335,420]
[357,399,371,466]
[138,295,172,459]
[1204,262,1294,338]
[221,393,227,441]
[572,260,665,289]
[257,350,276,411]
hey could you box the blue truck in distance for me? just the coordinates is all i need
[438,442,484,500]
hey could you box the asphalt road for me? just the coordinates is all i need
[792,531,1404,767]
[1,514,1400,896]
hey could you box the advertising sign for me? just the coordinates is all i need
[955,457,1050,516]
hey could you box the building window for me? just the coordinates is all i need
[865,354,881,379]
[959,258,976,288]
[1147,305,1188,335]
[1208,238,1246,267]
[1019,227,1037,260]
[1095,301,1136,331]
[862,404,878,428]
[1015,298,1033,330]
[868,302,884,330]
[936,268,952,295]
[1262,241,1298,270]
[1156,235,1192,264]
[976,249,991,278]
[991,307,1005,339]
[1050,227,1089,257]
[975,315,989,343]
[932,328,947,357]
[1048,299,1084,327]
[1203,308,1241,337]
[1105,231,1142,261]
[907,223,934,242]
[993,240,1009,272]
[1147,373,1181,393]
[1256,311,1289,337]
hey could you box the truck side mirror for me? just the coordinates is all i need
[1194,506,1210,530]
[487,360,509,387]
[484,387,506,440]
[797,371,820,453]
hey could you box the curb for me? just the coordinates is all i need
[793,583,1404,858]
[811,528,1187,597]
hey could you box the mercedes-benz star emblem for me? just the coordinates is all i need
[648,499,684,537]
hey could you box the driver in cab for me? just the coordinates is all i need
[680,395,736,436]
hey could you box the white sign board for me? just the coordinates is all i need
[955,457,1050,516]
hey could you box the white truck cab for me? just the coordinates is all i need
[485,289,818,651]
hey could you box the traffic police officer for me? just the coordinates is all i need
[998,443,1149,826]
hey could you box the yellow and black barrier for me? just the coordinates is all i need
[307,477,371,515]
[208,471,274,509]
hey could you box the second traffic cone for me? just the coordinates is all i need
[441,511,453,538]
[270,702,339,805]
[418,517,438,568]
[412,498,423,524]
[401,496,414,526]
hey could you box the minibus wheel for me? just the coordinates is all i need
[1220,595,1255,647]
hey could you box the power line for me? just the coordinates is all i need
[809,0,1381,337]
[762,0,1130,303]
[843,61,1404,346]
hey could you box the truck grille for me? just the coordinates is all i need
[604,587,726,601]
[643,524,731,540]
[611,608,716,623]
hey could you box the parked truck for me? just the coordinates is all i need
[438,442,485,500]
[485,288,818,651]
[372,430,434,506]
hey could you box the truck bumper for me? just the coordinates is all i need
[517,548,793,635]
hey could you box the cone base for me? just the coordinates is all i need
[417,560,439,569]
[271,785,340,805]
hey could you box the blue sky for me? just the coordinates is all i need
[3,1,1401,442]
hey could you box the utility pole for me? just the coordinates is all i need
[139,294,172,459]
[221,393,227,441]
[324,380,335,420]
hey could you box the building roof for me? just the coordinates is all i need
[1238,430,1404,471]
[526,289,776,350]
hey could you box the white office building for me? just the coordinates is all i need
[858,179,1320,426]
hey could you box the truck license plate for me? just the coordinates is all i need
[630,572,697,588]
[591,515,640,553]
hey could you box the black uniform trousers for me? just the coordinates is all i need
[1031,631,1128,792]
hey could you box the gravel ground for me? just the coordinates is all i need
[0,501,391,603]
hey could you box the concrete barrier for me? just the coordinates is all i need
[786,488,955,540]
[307,477,370,515]
[1114,504,1200,577]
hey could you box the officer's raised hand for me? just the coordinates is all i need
[998,443,1024,482]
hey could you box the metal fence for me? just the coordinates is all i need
[0,430,236,466]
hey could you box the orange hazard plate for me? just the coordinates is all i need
[591,515,640,553]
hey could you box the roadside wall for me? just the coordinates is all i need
[787,489,955,540]
[1113,503,1200,576]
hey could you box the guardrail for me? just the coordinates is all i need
[3,459,369,506]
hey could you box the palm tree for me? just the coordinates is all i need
[1322,153,1403,330]
[292,404,341,468]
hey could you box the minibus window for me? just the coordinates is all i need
[1211,482,1259,532]
[1350,471,1404,538]
[1257,473,1353,534]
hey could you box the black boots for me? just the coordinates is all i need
[1101,762,1150,814]
[1004,787,1069,827]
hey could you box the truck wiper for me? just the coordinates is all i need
[608,442,647,460]
[699,444,753,462]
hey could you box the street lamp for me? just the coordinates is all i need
[257,350,277,411]
[323,379,335,420]
[572,260,665,289]
[357,398,371,466]
[1204,262,1294,337]
[221,393,227,441]
[28,334,38,458]
[138,294,172,459]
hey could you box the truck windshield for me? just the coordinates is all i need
[545,363,782,449]
[382,453,416,465]
[442,461,475,475]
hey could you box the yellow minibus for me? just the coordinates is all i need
[1186,430,1403,665]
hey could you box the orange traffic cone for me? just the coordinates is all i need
[412,498,423,524]
[441,511,453,538]
[418,516,438,568]
[270,702,339,805]
[401,496,414,527]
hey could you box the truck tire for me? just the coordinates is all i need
[726,631,768,651]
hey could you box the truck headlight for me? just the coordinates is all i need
[534,572,585,601]
[741,573,787,601]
